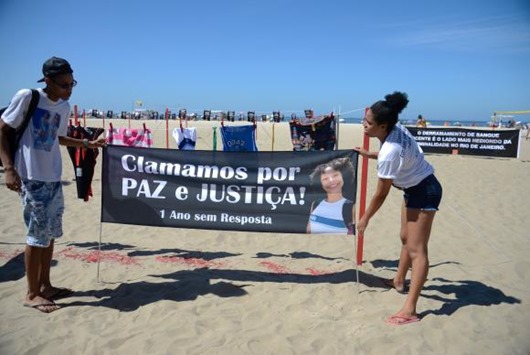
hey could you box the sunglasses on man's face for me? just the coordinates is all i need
[51,78,77,90]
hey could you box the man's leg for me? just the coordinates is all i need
[39,239,54,292]
[40,182,72,300]
[21,180,61,312]
[24,243,59,313]
[38,239,72,300]
[25,244,43,300]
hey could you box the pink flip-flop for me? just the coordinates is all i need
[385,314,420,326]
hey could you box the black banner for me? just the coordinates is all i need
[101,146,358,234]
[406,127,520,158]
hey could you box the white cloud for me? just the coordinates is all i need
[383,15,530,52]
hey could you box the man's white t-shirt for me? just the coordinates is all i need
[377,124,433,189]
[1,88,70,182]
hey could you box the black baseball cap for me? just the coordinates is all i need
[37,56,73,82]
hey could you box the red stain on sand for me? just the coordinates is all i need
[259,261,290,274]
[1,248,336,274]
[57,247,140,265]
[306,268,333,276]
[0,249,24,259]
[155,256,225,268]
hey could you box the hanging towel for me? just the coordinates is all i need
[172,127,197,150]
[220,125,258,151]
[289,114,336,151]
[107,126,153,147]
[66,125,105,201]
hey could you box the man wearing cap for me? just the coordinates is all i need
[0,56,106,313]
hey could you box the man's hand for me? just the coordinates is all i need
[89,137,107,149]
[3,167,22,193]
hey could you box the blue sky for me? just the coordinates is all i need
[1,0,529,122]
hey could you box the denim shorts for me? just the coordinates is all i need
[21,180,65,248]
[403,174,442,211]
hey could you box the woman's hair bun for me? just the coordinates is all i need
[384,91,409,115]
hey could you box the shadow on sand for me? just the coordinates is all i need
[369,259,521,318]
[419,277,521,318]
[60,267,384,312]
[1,244,521,317]
[0,250,25,282]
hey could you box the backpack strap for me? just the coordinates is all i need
[15,89,39,136]
[0,89,39,167]
[11,89,39,154]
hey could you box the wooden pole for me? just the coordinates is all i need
[357,108,370,266]
[165,108,170,149]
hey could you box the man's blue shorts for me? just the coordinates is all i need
[403,174,442,211]
[21,180,65,248]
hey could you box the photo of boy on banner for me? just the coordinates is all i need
[306,157,356,235]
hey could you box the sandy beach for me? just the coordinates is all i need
[1,119,529,354]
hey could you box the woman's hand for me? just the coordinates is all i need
[357,215,369,235]
[353,147,376,159]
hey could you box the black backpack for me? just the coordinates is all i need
[0,89,40,167]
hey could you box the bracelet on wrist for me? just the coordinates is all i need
[83,139,89,149]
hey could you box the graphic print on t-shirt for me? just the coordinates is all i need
[31,108,60,151]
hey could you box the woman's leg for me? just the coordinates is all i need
[395,208,436,317]
[392,202,411,291]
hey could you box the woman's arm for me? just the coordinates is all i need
[353,147,378,160]
[357,177,393,235]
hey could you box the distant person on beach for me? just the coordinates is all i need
[354,91,442,326]
[416,114,427,128]
[0,57,106,313]
[307,157,356,235]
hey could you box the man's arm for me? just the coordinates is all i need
[0,119,15,170]
[0,119,22,192]
[58,136,106,149]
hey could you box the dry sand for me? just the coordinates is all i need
[1,119,529,354]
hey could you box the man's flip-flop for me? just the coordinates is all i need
[385,314,420,326]
[43,287,74,300]
[381,278,407,294]
[23,302,60,313]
